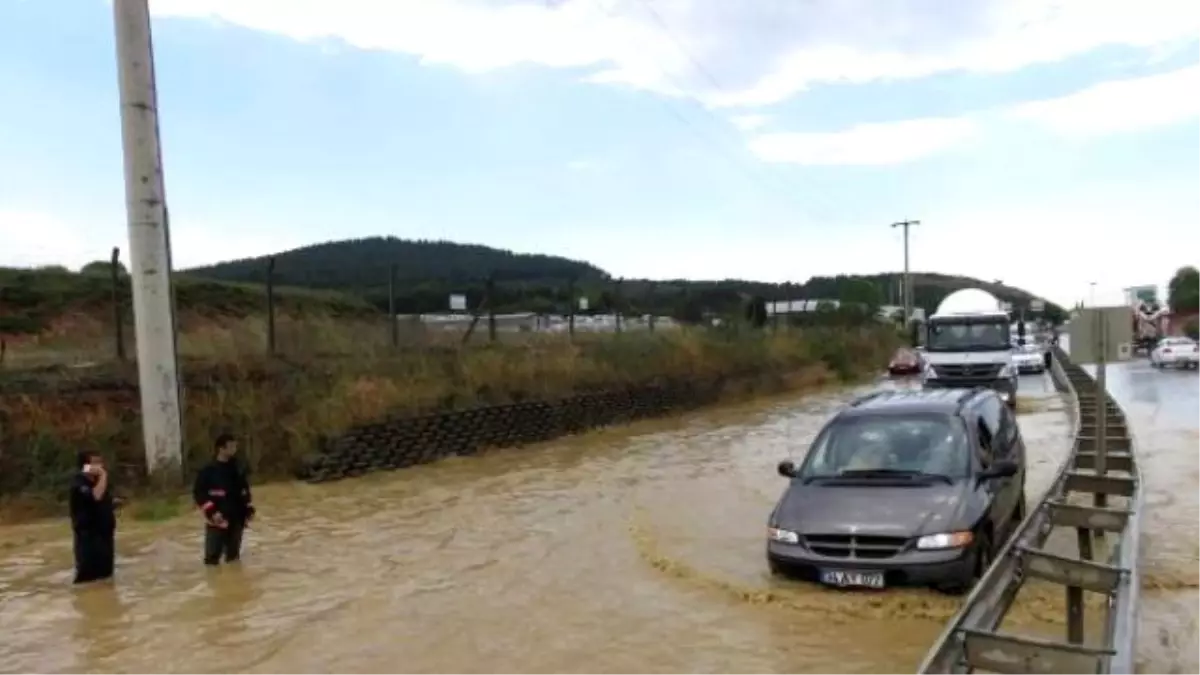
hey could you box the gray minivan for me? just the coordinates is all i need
[767,388,1027,594]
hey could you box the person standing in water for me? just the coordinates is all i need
[69,450,117,584]
[192,433,256,566]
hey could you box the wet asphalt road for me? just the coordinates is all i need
[1063,335,1199,673]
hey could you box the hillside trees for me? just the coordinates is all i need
[1168,266,1199,314]
[179,237,1067,322]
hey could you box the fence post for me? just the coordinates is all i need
[614,278,624,334]
[266,257,276,356]
[486,275,497,343]
[647,281,657,332]
[111,246,127,361]
[782,282,793,330]
[567,278,576,338]
[388,264,398,348]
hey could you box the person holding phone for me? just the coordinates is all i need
[70,450,117,584]
[192,433,256,566]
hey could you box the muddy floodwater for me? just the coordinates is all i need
[0,367,1184,674]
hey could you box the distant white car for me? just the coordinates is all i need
[1013,343,1046,374]
[1150,337,1199,369]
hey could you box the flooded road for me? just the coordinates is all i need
[1,374,1074,674]
[1080,359,1199,674]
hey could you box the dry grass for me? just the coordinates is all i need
[0,318,900,520]
[3,267,898,519]
[2,312,669,368]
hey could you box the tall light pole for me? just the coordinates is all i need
[892,220,919,322]
[113,0,184,480]
[1089,282,1097,307]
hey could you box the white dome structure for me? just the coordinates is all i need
[933,288,1006,317]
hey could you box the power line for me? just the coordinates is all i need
[624,0,848,224]
[565,0,805,215]
[634,0,725,92]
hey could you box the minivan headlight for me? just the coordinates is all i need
[998,364,1014,378]
[768,527,799,544]
[916,531,974,550]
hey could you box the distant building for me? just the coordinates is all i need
[395,312,678,334]
[767,299,924,323]
[765,299,839,315]
[878,304,926,323]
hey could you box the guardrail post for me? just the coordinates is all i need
[917,342,1141,674]
[1070,312,1104,643]
[1094,314,1109,510]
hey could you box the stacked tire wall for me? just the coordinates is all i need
[299,372,765,483]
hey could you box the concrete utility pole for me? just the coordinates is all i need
[891,220,920,322]
[113,0,184,480]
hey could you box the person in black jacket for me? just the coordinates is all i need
[69,450,117,584]
[192,433,256,566]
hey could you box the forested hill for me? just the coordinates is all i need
[185,237,608,288]
[182,237,1065,321]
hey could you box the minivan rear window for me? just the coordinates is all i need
[800,413,970,479]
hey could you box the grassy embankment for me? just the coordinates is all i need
[0,266,901,523]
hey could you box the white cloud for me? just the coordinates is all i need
[0,210,97,270]
[0,208,309,271]
[566,158,602,171]
[730,113,770,132]
[1008,64,1200,136]
[744,64,1200,166]
[149,0,1200,109]
[748,117,979,166]
[598,193,1197,309]
[912,198,1200,308]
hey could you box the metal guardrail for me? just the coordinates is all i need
[918,347,1143,674]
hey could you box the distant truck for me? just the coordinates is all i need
[920,289,1019,409]
[1132,301,1168,356]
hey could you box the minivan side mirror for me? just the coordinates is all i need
[777,460,798,479]
[980,459,1019,482]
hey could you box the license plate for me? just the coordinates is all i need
[819,569,885,589]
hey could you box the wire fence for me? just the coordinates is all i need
[0,248,905,370]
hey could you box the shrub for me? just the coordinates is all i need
[1184,317,1199,341]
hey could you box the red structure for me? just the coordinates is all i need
[1166,310,1199,337]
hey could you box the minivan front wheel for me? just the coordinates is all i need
[767,558,783,577]
[937,531,993,596]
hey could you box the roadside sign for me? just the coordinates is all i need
[449,294,467,311]
[1031,299,1045,313]
[578,297,589,311]
[1068,306,1135,363]
[1001,302,1013,312]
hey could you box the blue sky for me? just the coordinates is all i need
[1,0,1197,307]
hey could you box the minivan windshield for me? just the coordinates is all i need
[925,316,1012,352]
[800,413,970,480]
